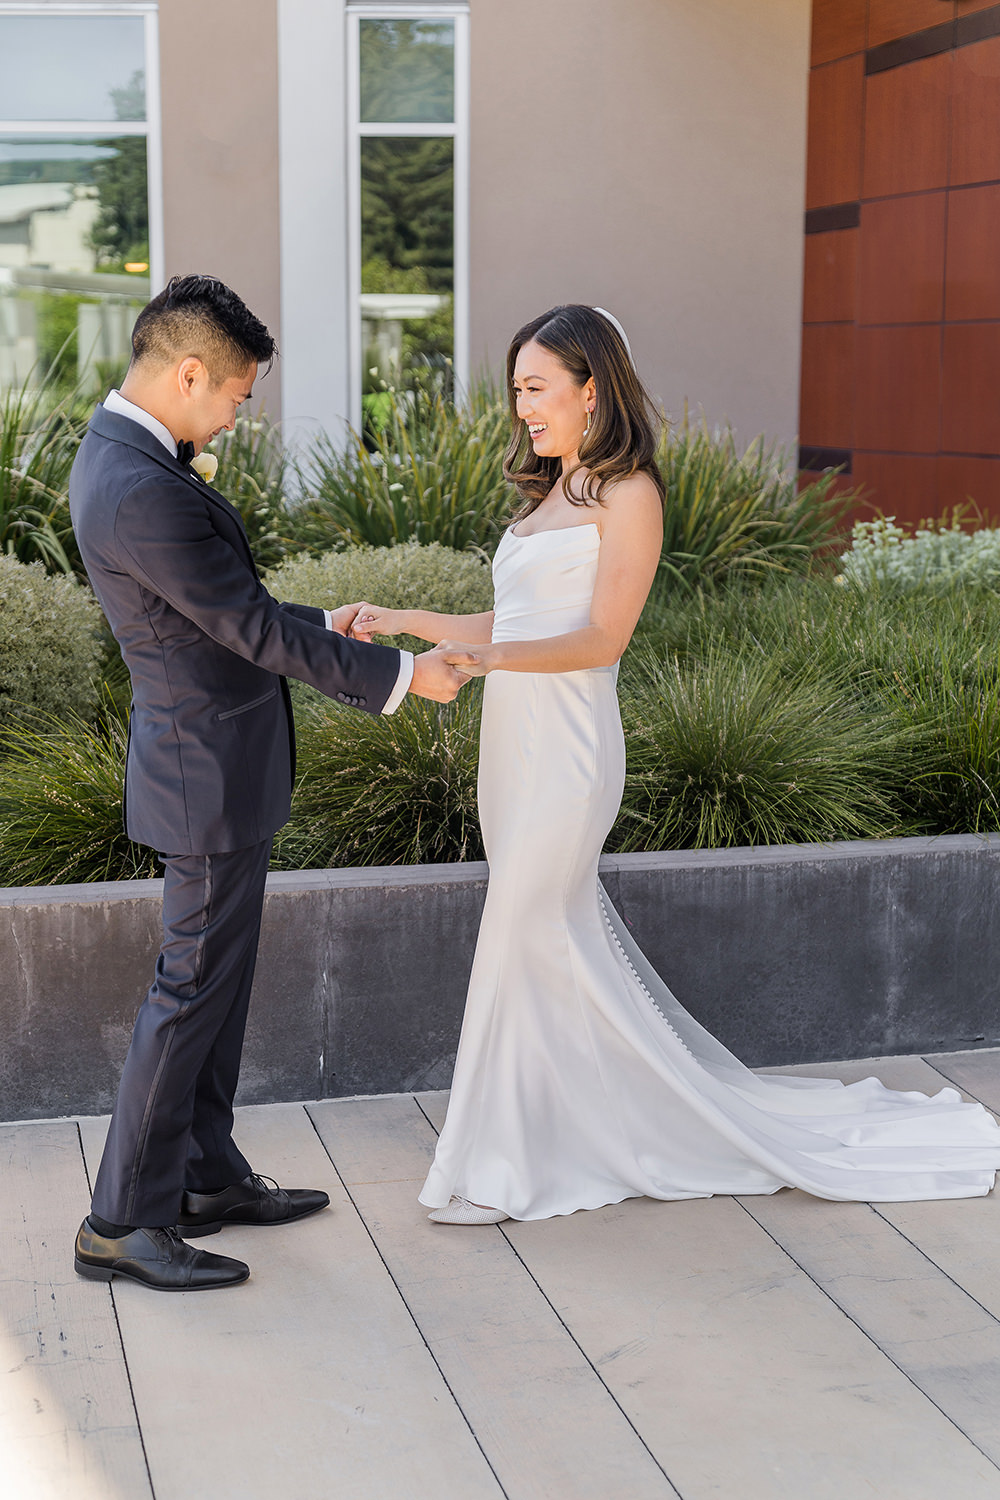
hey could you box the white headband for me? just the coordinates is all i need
[592,306,634,366]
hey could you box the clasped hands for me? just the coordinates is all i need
[327,601,490,705]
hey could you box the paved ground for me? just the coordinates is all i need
[6,1050,1000,1500]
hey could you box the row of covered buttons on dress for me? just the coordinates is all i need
[336,691,366,707]
[599,893,691,1058]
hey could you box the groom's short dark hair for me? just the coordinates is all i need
[131,274,276,385]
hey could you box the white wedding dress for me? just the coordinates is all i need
[419,522,1000,1219]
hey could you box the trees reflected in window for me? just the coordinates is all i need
[355,12,461,433]
[0,12,152,398]
[360,19,454,125]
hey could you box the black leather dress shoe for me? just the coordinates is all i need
[177,1173,331,1237]
[74,1219,250,1291]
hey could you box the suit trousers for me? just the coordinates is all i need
[90,838,273,1227]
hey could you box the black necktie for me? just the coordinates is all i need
[176,440,195,467]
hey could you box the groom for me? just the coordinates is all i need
[69,274,470,1291]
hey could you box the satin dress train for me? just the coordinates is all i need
[419,523,1000,1220]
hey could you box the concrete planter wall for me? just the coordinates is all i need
[3,834,1000,1122]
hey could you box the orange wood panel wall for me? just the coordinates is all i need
[801,0,1000,522]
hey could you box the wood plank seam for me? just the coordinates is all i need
[302,1104,512,1500]
[736,1196,1000,1473]
[73,1120,157,1500]
[412,1095,686,1499]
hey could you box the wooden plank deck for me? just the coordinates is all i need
[4,1050,1000,1499]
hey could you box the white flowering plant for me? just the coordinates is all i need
[837,514,1000,592]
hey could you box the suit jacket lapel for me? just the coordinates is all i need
[87,404,259,575]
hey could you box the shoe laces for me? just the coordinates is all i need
[151,1226,184,1251]
[249,1173,281,1199]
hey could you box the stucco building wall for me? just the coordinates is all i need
[158,0,283,413]
[468,0,811,446]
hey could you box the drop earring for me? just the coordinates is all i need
[583,405,594,437]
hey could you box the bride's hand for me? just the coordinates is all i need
[439,639,493,677]
[350,602,407,642]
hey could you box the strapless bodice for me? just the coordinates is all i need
[491,523,600,642]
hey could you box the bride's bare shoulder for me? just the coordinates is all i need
[598,471,664,534]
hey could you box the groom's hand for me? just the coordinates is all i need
[409,644,477,703]
[327,603,363,636]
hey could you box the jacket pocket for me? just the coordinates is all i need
[217,687,278,721]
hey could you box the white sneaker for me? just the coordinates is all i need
[427,1195,510,1225]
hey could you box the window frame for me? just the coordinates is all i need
[346,1,469,430]
[0,1,164,291]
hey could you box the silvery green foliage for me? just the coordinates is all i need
[266,540,493,643]
[0,554,104,727]
[838,517,1000,591]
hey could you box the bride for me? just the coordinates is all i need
[353,303,1000,1224]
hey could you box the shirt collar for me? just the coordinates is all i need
[103,389,178,458]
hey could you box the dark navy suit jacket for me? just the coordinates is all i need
[69,405,402,856]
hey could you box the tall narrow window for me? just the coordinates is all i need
[348,4,468,433]
[0,4,161,396]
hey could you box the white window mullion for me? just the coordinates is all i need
[346,7,364,432]
[0,118,148,133]
[0,3,155,13]
[357,121,455,138]
[348,3,462,17]
[452,6,469,397]
[143,8,163,290]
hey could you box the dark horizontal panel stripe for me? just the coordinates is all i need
[799,446,852,475]
[860,5,1000,77]
[956,4,1000,48]
[866,19,954,75]
[805,202,860,234]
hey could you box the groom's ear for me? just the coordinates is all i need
[176,356,208,396]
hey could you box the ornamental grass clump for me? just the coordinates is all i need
[0,699,159,885]
[0,554,104,728]
[273,684,483,870]
[292,381,512,555]
[869,595,1000,834]
[0,375,83,574]
[838,515,1000,592]
[613,638,903,852]
[629,575,1000,841]
[656,421,851,591]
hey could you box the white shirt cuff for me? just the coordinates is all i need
[324,611,411,714]
[381,651,414,715]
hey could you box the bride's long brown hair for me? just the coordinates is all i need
[503,304,665,516]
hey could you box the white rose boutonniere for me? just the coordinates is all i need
[190,452,219,484]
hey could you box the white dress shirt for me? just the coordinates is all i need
[102,390,413,713]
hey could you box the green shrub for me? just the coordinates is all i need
[0,699,159,885]
[292,381,512,554]
[273,685,483,870]
[0,554,104,728]
[657,421,851,591]
[266,538,493,657]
